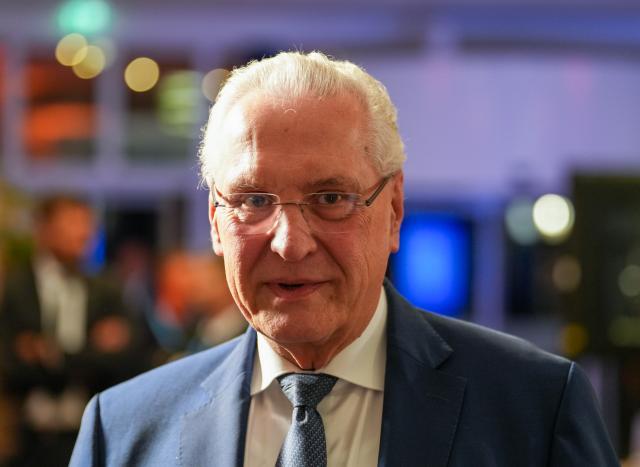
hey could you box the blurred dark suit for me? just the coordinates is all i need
[0,259,147,467]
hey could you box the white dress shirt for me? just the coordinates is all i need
[34,254,88,354]
[244,288,388,467]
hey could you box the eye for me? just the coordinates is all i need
[242,194,273,209]
[315,193,345,205]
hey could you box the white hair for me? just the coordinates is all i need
[198,51,406,188]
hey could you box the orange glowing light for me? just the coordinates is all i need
[24,103,95,156]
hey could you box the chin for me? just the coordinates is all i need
[258,315,336,347]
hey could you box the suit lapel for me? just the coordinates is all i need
[180,328,257,467]
[378,283,467,467]
[23,264,42,329]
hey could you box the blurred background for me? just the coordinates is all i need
[1,0,640,465]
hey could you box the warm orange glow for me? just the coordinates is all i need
[28,61,93,99]
[157,252,192,321]
[24,103,95,156]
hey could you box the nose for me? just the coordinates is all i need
[269,204,318,262]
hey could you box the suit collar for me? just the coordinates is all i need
[180,328,256,467]
[378,280,467,467]
[384,279,454,369]
[200,326,256,398]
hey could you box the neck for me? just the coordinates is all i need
[265,309,376,370]
[267,340,341,370]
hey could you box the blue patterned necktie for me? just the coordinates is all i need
[276,373,338,467]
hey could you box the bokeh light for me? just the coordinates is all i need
[72,45,106,79]
[552,254,582,293]
[55,33,88,66]
[201,68,230,102]
[532,194,575,243]
[57,0,113,36]
[125,57,160,92]
[609,317,640,347]
[505,197,537,245]
[561,323,588,357]
[157,71,201,137]
[618,264,640,298]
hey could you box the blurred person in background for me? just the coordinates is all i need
[0,194,147,467]
[71,52,617,466]
[111,239,163,365]
[151,252,245,358]
[185,255,247,352]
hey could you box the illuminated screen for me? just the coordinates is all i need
[390,212,472,317]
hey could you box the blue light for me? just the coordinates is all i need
[392,213,471,317]
[84,226,106,274]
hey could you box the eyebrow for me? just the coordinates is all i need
[303,177,360,192]
[229,182,263,192]
[222,176,263,192]
[223,176,361,194]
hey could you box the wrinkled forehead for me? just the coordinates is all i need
[218,92,367,145]
[209,92,376,193]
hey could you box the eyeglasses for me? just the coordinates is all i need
[213,175,393,235]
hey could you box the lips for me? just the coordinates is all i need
[267,280,325,300]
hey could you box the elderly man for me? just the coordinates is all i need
[71,52,617,466]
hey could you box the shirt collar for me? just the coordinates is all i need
[250,287,387,396]
[34,253,63,275]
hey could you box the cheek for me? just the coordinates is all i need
[221,243,255,321]
[220,234,264,294]
[355,210,393,274]
[221,235,249,276]
[324,223,375,281]
[353,209,386,248]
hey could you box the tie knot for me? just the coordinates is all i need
[278,373,337,409]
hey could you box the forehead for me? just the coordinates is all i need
[46,202,92,221]
[213,92,377,192]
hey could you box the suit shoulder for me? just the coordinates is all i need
[384,282,572,379]
[422,311,571,378]
[99,335,243,409]
[75,334,254,464]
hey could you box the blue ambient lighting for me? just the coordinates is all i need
[392,212,471,317]
[84,226,106,274]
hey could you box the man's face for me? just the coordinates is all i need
[209,92,403,361]
[41,203,95,265]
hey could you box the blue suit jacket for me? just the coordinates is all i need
[70,282,618,466]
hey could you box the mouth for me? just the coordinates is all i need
[267,281,325,300]
[279,283,304,290]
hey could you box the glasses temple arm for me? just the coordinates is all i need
[364,176,392,207]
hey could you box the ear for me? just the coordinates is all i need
[389,172,404,253]
[209,192,224,256]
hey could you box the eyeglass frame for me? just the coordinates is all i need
[211,174,394,232]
